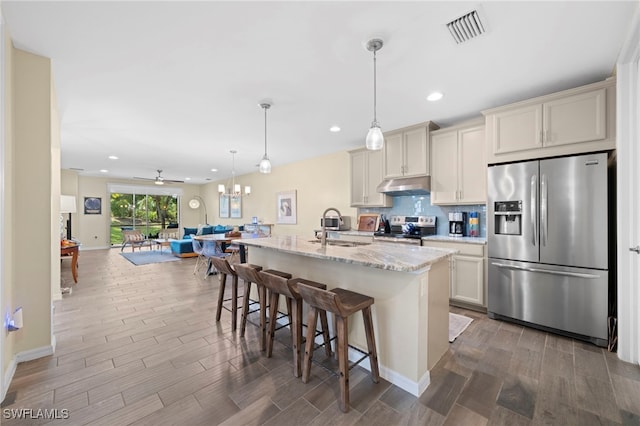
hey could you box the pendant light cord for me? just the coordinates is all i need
[373,49,377,123]
[264,106,268,156]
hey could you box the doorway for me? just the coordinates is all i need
[110,192,179,246]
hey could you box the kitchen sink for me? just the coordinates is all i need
[308,240,371,247]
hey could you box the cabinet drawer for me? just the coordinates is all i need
[422,241,485,257]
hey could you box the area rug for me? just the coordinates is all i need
[449,312,473,342]
[120,251,181,266]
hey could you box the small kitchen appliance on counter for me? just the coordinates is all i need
[320,215,351,231]
[448,212,467,237]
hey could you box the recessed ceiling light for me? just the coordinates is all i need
[210,168,218,172]
[329,125,341,132]
[427,92,444,101]
[99,169,108,173]
[108,155,118,160]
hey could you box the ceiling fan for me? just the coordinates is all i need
[133,169,184,185]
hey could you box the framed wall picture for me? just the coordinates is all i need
[219,195,230,218]
[276,190,297,224]
[84,197,102,215]
[230,196,242,218]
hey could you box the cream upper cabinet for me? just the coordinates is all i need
[383,121,438,179]
[543,89,606,147]
[349,149,391,207]
[431,122,486,205]
[489,104,542,155]
[421,240,486,307]
[483,78,615,164]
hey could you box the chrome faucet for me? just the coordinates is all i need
[321,207,342,247]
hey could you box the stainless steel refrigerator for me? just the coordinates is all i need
[487,152,612,347]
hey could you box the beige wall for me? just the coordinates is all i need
[2,24,15,390]
[60,173,204,249]
[62,150,356,248]
[8,47,56,360]
[203,150,357,236]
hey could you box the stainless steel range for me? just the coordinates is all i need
[373,215,437,245]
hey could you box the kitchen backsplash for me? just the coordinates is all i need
[358,194,487,237]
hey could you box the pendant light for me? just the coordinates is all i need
[365,38,384,151]
[259,102,272,174]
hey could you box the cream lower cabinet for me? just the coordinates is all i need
[421,240,486,308]
[431,122,486,205]
[349,148,391,207]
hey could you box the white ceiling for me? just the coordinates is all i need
[2,1,637,184]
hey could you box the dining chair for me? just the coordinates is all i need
[191,237,207,276]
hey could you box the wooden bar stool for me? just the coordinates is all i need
[259,272,332,378]
[234,263,291,351]
[296,283,380,413]
[210,256,261,332]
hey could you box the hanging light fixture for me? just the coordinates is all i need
[218,150,251,197]
[259,102,272,174]
[365,38,384,151]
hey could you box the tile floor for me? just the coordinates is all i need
[2,248,639,425]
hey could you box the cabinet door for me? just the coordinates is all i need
[489,104,542,155]
[365,149,391,206]
[458,126,486,204]
[543,88,606,147]
[403,127,429,177]
[383,132,404,178]
[350,150,366,206]
[431,131,458,205]
[451,254,484,306]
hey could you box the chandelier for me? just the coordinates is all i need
[218,150,251,197]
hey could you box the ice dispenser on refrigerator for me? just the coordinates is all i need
[494,201,522,235]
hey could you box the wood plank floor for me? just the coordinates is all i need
[2,248,640,425]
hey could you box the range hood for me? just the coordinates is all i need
[376,175,431,196]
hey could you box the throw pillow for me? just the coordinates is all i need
[184,227,198,237]
[201,225,214,235]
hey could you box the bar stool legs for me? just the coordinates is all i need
[211,257,263,333]
[260,273,332,378]
[298,284,380,413]
[235,264,292,351]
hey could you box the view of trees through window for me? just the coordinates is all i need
[110,193,179,246]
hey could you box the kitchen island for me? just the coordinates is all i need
[235,235,455,396]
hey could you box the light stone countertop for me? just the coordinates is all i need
[421,235,487,245]
[235,235,456,273]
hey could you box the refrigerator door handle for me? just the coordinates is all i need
[531,175,537,247]
[491,262,601,279]
[541,174,548,246]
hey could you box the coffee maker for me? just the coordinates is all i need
[448,212,467,237]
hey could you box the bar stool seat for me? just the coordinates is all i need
[210,256,262,332]
[259,272,332,378]
[234,263,292,351]
[296,283,380,413]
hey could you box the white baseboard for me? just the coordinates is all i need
[80,245,110,251]
[2,357,17,402]
[345,347,429,396]
[15,344,55,363]
[2,343,54,402]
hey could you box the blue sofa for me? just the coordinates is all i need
[169,225,234,257]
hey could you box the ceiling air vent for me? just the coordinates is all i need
[447,10,485,44]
